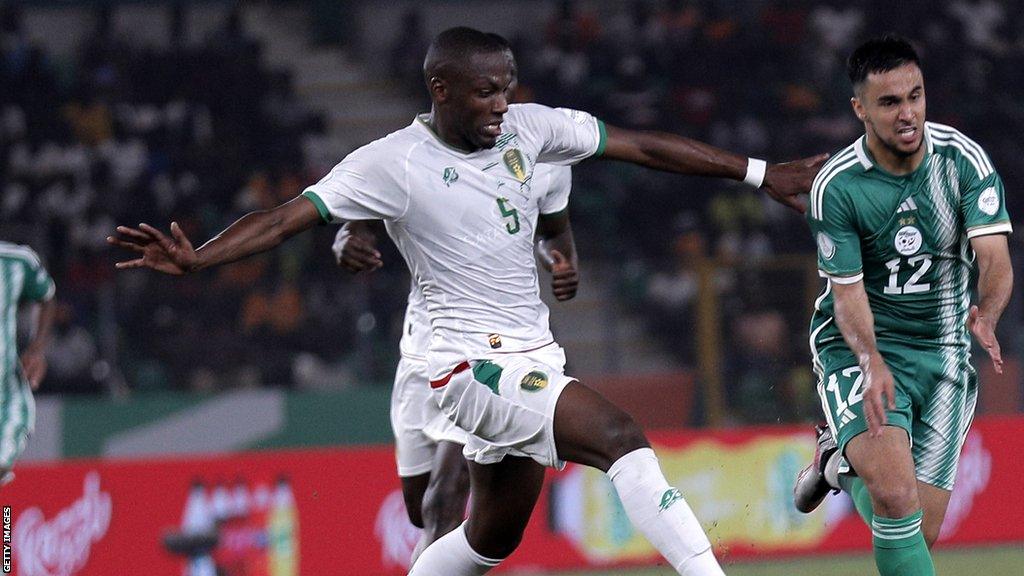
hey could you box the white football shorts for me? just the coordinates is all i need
[429,343,575,469]
[391,355,469,477]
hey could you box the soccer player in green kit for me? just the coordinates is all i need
[792,36,1013,576]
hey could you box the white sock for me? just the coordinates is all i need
[407,522,502,576]
[607,448,725,576]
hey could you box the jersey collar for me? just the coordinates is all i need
[414,114,485,156]
[854,127,934,173]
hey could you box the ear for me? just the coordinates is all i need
[429,76,448,103]
[850,96,866,122]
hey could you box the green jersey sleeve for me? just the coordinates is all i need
[808,185,863,283]
[21,250,55,302]
[960,168,1011,239]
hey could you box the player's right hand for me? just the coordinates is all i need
[335,233,383,273]
[107,222,198,275]
[860,352,896,438]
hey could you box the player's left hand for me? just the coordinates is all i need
[107,222,198,275]
[20,349,47,390]
[761,153,830,213]
[549,249,579,301]
[968,305,1003,374]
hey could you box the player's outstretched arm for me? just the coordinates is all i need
[537,211,579,301]
[20,298,55,391]
[333,221,384,273]
[832,280,895,437]
[601,124,828,213]
[108,196,323,275]
[968,234,1013,374]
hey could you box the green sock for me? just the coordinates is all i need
[872,510,935,576]
[839,475,874,525]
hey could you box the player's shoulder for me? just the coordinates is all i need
[0,241,43,268]
[925,122,995,179]
[809,140,866,220]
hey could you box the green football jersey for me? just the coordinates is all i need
[0,242,55,383]
[808,122,1011,357]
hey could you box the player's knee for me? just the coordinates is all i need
[423,481,469,533]
[867,481,919,518]
[596,411,648,463]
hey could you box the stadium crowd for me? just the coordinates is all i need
[4,1,1022,425]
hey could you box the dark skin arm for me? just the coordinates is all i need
[20,298,55,390]
[536,210,578,301]
[602,124,828,213]
[107,196,323,274]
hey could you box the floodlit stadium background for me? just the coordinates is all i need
[3,1,1023,574]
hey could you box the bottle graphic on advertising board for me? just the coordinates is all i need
[268,476,299,576]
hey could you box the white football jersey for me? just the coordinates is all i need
[397,162,573,360]
[303,103,600,377]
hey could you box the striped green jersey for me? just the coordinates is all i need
[808,122,1011,349]
[0,242,55,384]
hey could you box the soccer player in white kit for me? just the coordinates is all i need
[333,163,579,562]
[110,27,826,576]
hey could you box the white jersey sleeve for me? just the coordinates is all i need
[509,103,606,165]
[301,140,410,224]
[536,164,572,215]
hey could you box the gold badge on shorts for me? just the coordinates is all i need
[488,333,502,349]
[520,371,548,392]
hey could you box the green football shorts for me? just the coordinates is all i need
[813,339,977,490]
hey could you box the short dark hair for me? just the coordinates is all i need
[424,27,512,82]
[847,35,921,90]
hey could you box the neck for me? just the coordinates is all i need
[426,108,476,152]
[865,130,926,176]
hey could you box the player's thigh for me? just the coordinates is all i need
[464,456,546,559]
[552,380,648,471]
[391,357,438,478]
[400,473,431,528]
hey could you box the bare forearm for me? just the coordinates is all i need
[833,282,882,365]
[976,252,1013,323]
[603,125,747,179]
[538,227,577,270]
[195,198,319,271]
[25,300,55,354]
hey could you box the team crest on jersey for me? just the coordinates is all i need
[443,167,459,187]
[520,371,548,392]
[978,187,999,216]
[488,333,502,349]
[894,225,923,256]
[503,149,527,182]
[816,233,836,260]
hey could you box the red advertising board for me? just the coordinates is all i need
[5,416,1022,575]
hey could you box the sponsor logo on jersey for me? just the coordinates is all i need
[978,187,999,216]
[816,232,836,260]
[442,166,459,187]
[894,225,923,256]
[520,371,548,391]
[488,333,502,349]
[503,149,527,182]
[658,487,682,513]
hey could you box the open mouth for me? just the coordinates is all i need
[896,125,918,145]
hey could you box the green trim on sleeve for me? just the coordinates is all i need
[594,119,607,157]
[301,190,331,224]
